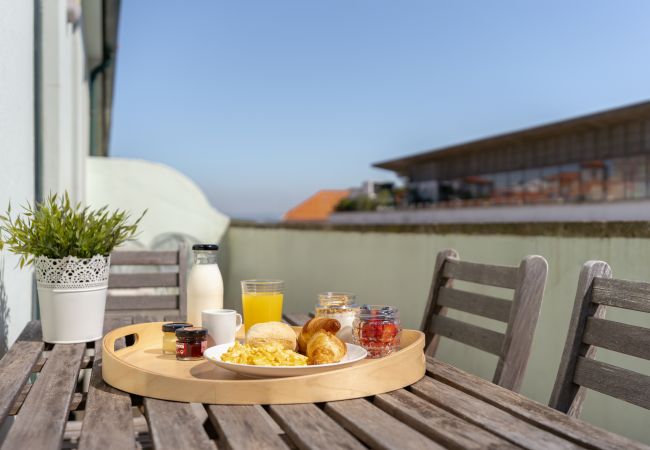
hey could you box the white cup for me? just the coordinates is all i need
[201,309,243,347]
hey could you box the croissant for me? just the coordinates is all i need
[306,330,347,365]
[297,318,341,353]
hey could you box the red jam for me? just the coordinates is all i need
[175,327,208,361]
[353,305,401,358]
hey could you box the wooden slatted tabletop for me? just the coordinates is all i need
[0,315,648,450]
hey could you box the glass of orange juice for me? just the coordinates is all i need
[241,280,284,331]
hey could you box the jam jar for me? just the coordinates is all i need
[162,322,192,354]
[315,292,359,342]
[353,305,401,358]
[175,327,208,361]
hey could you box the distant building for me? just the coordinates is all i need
[374,101,650,208]
[283,190,350,222]
[348,181,395,200]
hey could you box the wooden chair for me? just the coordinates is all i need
[106,246,188,322]
[421,249,548,392]
[549,261,650,417]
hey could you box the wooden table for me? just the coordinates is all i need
[0,314,647,450]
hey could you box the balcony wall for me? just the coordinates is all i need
[222,222,650,444]
[0,0,35,355]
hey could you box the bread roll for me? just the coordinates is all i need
[246,322,297,351]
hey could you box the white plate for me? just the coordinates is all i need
[204,342,368,377]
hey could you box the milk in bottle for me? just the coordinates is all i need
[187,244,223,326]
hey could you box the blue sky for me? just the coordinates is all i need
[110,1,650,220]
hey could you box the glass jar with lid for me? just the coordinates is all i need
[315,292,359,342]
[353,305,401,358]
[161,322,192,354]
[175,327,208,361]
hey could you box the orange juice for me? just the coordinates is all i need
[242,292,283,331]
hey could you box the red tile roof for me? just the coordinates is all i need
[283,190,350,222]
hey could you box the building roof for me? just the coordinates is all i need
[374,100,650,175]
[283,190,350,222]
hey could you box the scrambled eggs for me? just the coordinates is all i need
[221,341,308,366]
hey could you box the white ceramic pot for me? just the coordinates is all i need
[35,254,110,343]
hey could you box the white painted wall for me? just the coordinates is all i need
[0,0,94,352]
[41,0,88,203]
[0,0,35,354]
[86,157,230,248]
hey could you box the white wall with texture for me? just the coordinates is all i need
[0,0,35,354]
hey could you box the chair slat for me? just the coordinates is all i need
[583,317,650,360]
[108,272,178,288]
[178,245,188,318]
[108,248,185,319]
[111,251,178,265]
[437,286,512,322]
[592,277,650,313]
[573,357,650,410]
[430,315,504,356]
[106,295,178,310]
[442,258,519,289]
[549,260,611,417]
[494,255,547,392]
[421,249,458,355]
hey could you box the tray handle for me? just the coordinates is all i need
[105,328,140,353]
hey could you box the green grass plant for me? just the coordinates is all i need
[0,193,145,268]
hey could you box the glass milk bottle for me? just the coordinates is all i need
[187,244,223,326]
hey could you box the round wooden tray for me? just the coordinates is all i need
[102,322,426,404]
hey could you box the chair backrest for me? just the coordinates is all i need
[421,249,548,392]
[107,246,188,321]
[549,261,650,417]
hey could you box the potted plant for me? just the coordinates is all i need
[0,193,145,343]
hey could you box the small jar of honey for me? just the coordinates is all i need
[161,322,192,354]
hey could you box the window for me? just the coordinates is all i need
[522,168,543,203]
[541,166,560,201]
[580,160,605,201]
[463,175,492,200]
[411,181,438,204]
[492,172,510,203]
[509,170,525,203]
[438,180,463,202]
[604,159,625,201]
[624,155,646,199]
[410,151,650,208]
[559,164,580,202]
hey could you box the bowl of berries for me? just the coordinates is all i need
[353,304,401,358]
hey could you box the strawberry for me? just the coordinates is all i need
[380,324,398,343]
